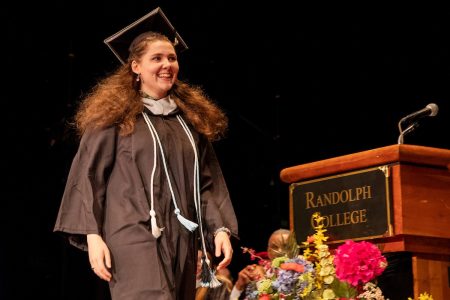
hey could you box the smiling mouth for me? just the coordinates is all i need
[158,73,172,79]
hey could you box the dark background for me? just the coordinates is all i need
[4,1,450,299]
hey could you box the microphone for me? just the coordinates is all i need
[400,103,439,124]
[397,103,439,144]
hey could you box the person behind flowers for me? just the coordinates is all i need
[53,7,238,300]
[229,229,291,299]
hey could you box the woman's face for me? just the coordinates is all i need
[132,39,179,99]
[267,232,290,260]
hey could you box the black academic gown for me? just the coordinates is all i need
[54,110,238,300]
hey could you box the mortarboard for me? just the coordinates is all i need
[104,7,188,65]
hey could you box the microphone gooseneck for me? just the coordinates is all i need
[397,103,439,144]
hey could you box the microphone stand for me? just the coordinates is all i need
[396,103,438,144]
[397,120,419,144]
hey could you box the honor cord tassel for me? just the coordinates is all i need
[174,208,198,231]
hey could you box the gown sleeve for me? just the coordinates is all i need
[53,126,117,251]
[199,137,238,239]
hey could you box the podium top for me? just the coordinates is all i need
[280,144,450,183]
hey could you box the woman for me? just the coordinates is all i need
[54,9,238,300]
[229,229,291,299]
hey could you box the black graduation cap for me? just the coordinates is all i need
[104,7,188,65]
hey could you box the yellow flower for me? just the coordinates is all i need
[408,292,434,300]
[298,272,315,297]
[257,279,273,294]
[319,265,334,276]
[323,275,334,284]
[322,288,336,299]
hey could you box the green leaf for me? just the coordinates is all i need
[330,278,358,298]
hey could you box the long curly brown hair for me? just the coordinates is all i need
[74,32,228,141]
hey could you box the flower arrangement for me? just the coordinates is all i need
[241,212,433,300]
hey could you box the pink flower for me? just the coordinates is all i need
[334,240,387,286]
[241,247,268,262]
[254,251,269,260]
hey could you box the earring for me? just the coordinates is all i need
[136,74,140,82]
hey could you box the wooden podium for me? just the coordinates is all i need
[280,144,450,300]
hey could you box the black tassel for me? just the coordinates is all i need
[200,256,211,284]
[199,257,222,288]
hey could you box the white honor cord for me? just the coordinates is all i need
[177,115,222,288]
[142,113,164,238]
[176,115,209,262]
[176,116,200,214]
[142,112,199,233]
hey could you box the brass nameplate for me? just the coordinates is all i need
[290,166,393,244]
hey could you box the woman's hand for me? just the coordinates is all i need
[87,234,112,282]
[235,265,253,291]
[214,231,233,270]
[234,264,264,291]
